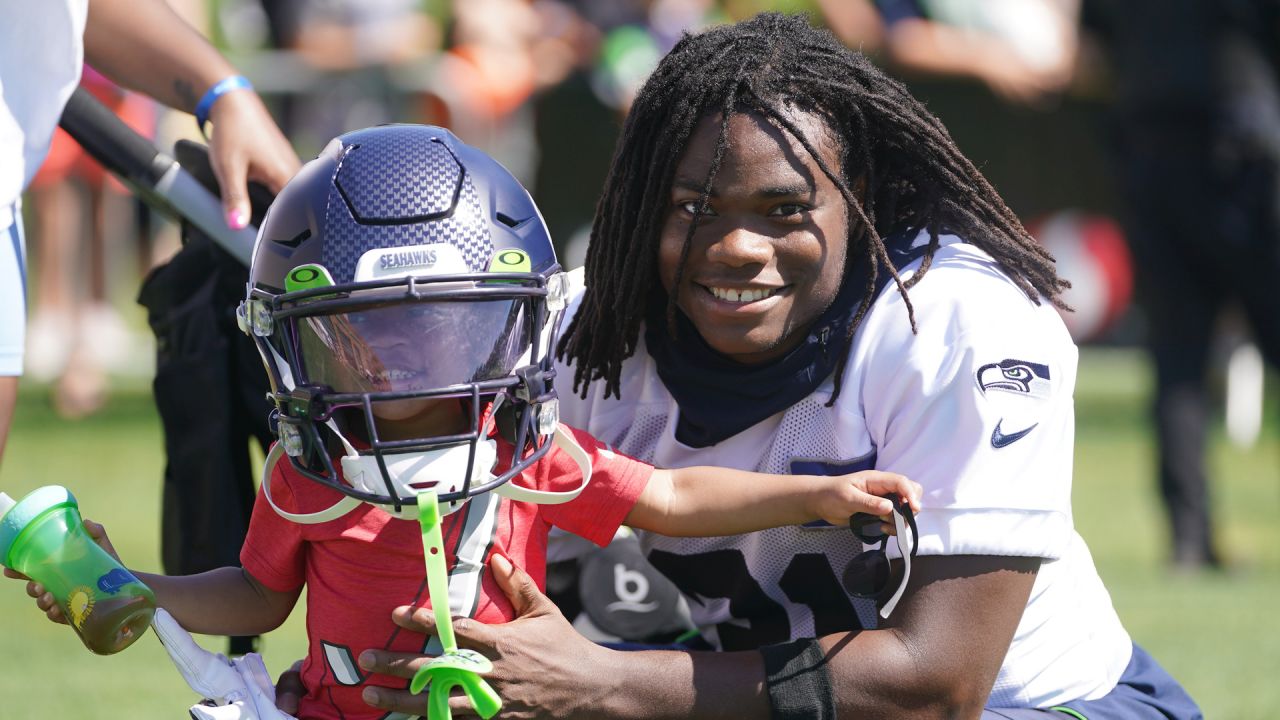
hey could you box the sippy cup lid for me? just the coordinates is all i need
[0,486,77,567]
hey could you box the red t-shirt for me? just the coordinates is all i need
[240,424,651,720]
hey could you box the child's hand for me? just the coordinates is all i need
[806,471,922,531]
[1,518,120,625]
[80,519,122,561]
[3,565,67,624]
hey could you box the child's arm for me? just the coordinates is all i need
[5,519,299,637]
[134,566,299,636]
[624,467,921,537]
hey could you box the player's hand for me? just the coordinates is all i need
[2,519,120,624]
[357,554,612,719]
[205,90,299,230]
[807,471,921,531]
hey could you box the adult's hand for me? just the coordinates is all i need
[358,554,617,718]
[82,0,302,230]
[274,660,305,715]
[204,90,299,229]
[356,553,1038,718]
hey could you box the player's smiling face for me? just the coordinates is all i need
[659,109,849,365]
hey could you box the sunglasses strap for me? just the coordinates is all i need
[878,501,918,619]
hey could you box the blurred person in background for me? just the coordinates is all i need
[423,0,545,186]
[531,0,720,268]
[0,0,299,467]
[1084,0,1280,571]
[288,0,438,72]
[871,0,1081,108]
[23,68,154,419]
[815,0,886,54]
[261,0,441,155]
[527,0,615,268]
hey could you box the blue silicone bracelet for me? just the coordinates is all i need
[194,75,253,137]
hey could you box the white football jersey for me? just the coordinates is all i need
[556,233,1132,708]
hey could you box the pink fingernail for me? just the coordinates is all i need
[227,208,248,230]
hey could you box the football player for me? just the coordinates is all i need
[357,14,1203,720]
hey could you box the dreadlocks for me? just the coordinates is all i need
[557,11,1069,401]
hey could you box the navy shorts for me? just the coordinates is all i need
[983,643,1202,720]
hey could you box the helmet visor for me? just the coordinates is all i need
[295,298,531,394]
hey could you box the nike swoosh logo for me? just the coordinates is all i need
[991,419,1038,448]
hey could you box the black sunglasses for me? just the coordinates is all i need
[842,495,918,619]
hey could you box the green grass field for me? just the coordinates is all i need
[1,347,1276,718]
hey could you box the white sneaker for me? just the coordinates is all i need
[81,302,152,375]
[24,308,72,382]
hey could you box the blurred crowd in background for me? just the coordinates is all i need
[17,0,1280,571]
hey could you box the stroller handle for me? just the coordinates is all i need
[58,86,257,266]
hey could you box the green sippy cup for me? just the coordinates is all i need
[0,486,156,655]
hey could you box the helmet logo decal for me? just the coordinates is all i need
[285,264,336,293]
[379,247,439,271]
[489,249,531,273]
[354,243,468,281]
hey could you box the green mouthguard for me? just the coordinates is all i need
[411,490,502,720]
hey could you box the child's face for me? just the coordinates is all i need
[294,295,530,437]
[298,301,460,396]
[368,395,468,440]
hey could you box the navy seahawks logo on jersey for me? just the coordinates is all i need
[975,359,1051,398]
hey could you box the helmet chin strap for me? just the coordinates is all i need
[261,440,361,524]
[339,434,498,520]
[492,426,592,505]
[261,422,593,525]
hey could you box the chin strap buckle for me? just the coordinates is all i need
[545,271,569,311]
[514,366,551,404]
[510,366,558,437]
[272,386,327,458]
[236,299,273,337]
[281,385,325,420]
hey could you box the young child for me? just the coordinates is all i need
[7,125,919,720]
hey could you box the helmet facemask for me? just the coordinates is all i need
[244,248,568,519]
[241,124,570,521]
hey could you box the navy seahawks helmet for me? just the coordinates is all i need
[239,124,567,517]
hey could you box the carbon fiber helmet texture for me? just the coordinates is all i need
[241,124,567,514]
[249,124,556,292]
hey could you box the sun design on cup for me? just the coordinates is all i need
[67,587,95,629]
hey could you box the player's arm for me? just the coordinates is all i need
[358,552,1036,719]
[622,466,921,537]
[586,554,1036,719]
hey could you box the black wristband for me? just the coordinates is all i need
[760,637,837,720]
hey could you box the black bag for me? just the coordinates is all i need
[135,141,275,652]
